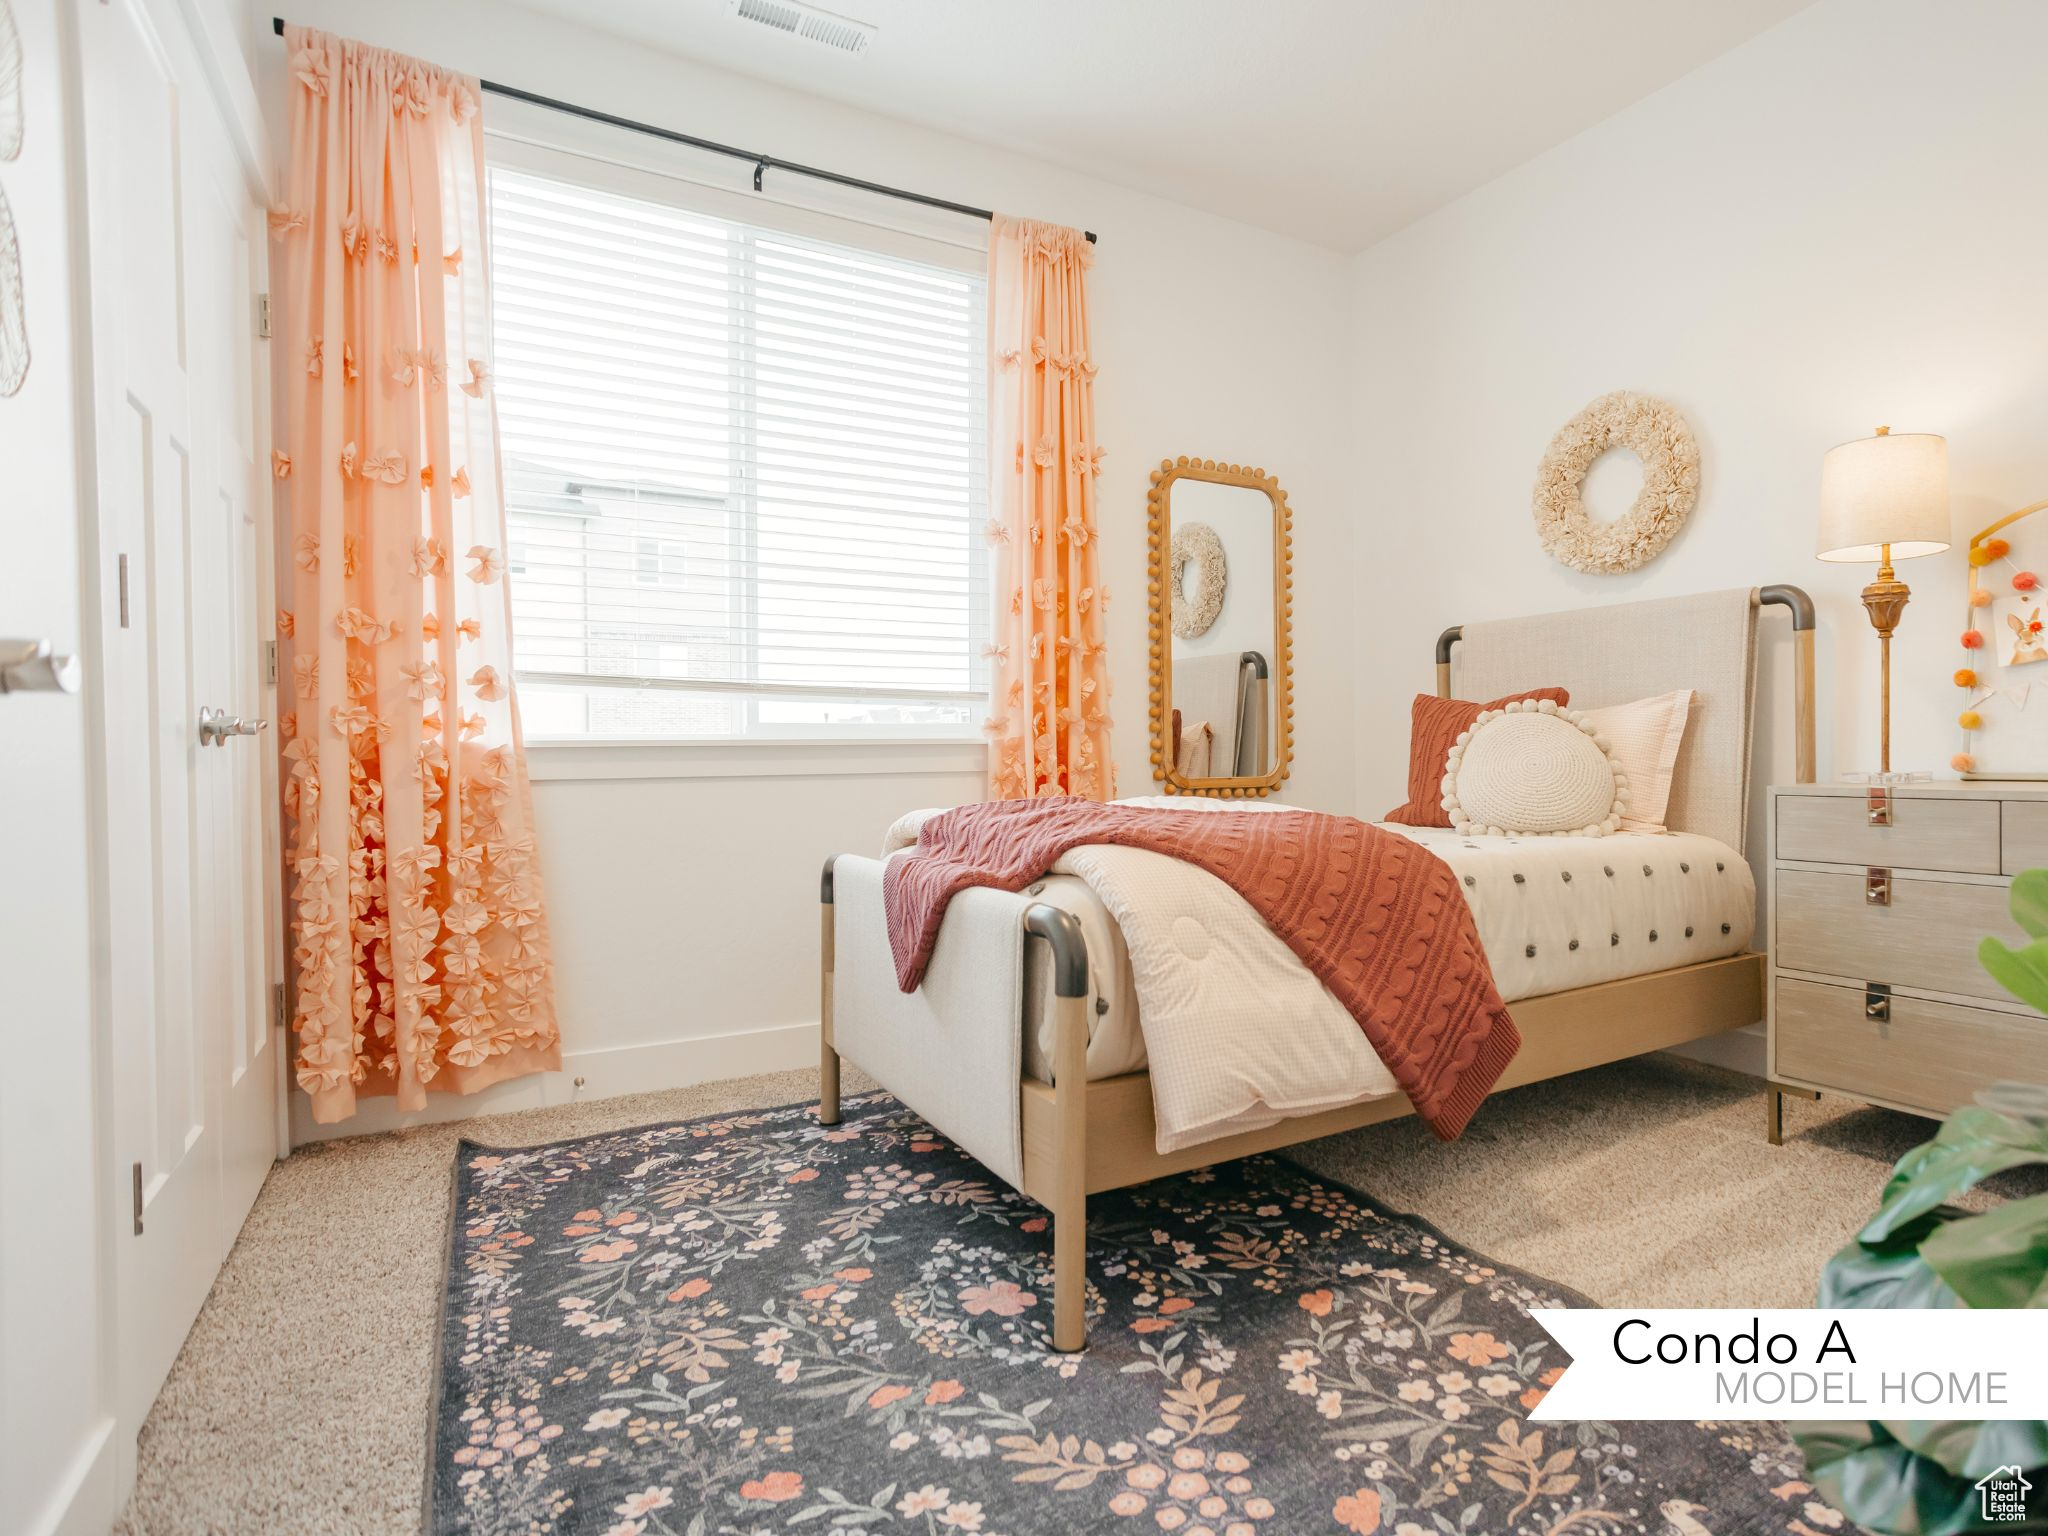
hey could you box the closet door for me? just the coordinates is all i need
[0,2,122,1529]
[77,0,279,1431]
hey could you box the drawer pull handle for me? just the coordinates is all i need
[1866,867,1891,906]
[1867,788,1892,826]
[1865,982,1891,1022]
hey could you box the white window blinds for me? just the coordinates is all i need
[486,157,989,739]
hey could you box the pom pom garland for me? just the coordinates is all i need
[1953,525,2048,762]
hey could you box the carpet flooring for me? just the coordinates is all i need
[116,1055,2045,1535]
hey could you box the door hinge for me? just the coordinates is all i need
[257,292,272,339]
[272,981,288,1030]
[265,639,277,685]
[131,1161,144,1235]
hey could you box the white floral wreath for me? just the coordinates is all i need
[1171,522,1227,639]
[1532,390,1700,575]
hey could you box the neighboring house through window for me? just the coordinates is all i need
[486,142,989,740]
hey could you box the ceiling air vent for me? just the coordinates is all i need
[727,0,875,55]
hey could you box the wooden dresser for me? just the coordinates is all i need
[1766,780,2048,1142]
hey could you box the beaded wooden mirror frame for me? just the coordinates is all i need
[1146,456,1294,797]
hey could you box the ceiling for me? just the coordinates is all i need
[507,0,1813,252]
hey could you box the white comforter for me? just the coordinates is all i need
[882,798,1754,1153]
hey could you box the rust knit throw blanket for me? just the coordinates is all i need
[882,800,1521,1140]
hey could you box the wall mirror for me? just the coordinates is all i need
[1147,457,1293,797]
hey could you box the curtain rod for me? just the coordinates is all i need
[270,17,1096,244]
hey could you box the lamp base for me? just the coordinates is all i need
[1839,769,1933,786]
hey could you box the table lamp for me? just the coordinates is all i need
[1817,426,1951,775]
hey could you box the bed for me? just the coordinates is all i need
[819,584,1815,1350]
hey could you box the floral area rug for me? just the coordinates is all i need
[432,1094,1857,1536]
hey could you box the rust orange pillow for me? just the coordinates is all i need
[1382,687,1572,828]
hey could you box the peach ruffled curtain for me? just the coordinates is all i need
[271,27,559,1122]
[985,217,1112,800]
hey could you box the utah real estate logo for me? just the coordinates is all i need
[1975,1465,2032,1524]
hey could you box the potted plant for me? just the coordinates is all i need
[1792,871,2048,1534]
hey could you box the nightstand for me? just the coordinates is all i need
[1766,781,2048,1142]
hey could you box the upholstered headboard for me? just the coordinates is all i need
[1437,586,1814,851]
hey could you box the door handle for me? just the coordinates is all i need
[0,637,83,694]
[199,708,270,746]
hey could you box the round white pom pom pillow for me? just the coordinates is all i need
[1440,698,1628,837]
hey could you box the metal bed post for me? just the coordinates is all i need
[1758,585,1821,1142]
[819,857,840,1127]
[1025,903,1092,1353]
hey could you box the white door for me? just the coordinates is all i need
[0,3,123,1529]
[77,0,279,1430]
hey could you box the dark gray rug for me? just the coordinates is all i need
[430,1093,1858,1536]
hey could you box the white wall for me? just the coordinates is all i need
[0,4,121,1531]
[1347,0,2048,878]
[244,0,2044,1136]
[245,1,1355,1137]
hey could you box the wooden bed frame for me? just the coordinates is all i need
[819,586,1816,1351]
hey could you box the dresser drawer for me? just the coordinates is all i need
[2003,801,2048,875]
[1775,868,2016,1000]
[1775,976,2048,1117]
[1775,793,2000,873]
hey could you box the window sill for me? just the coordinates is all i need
[523,736,988,784]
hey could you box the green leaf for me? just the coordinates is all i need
[1858,1107,2048,1247]
[1890,1418,2048,1485]
[1918,1189,2048,1309]
[2009,867,2048,939]
[1978,935,2048,1015]
[1794,1420,1984,1536]
[1818,1228,1966,1310]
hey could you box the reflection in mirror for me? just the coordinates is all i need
[1147,459,1292,797]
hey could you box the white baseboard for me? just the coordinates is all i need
[28,1415,121,1536]
[1666,1019,1766,1077]
[287,1015,1768,1145]
[288,1020,818,1145]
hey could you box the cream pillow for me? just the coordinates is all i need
[1581,689,1694,834]
[1440,699,1627,837]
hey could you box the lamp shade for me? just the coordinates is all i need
[1817,429,1951,562]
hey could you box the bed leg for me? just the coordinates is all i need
[820,857,840,1127]
[1051,986,1088,1353]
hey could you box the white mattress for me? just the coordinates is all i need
[1020,822,1756,1086]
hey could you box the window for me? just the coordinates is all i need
[487,154,989,740]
